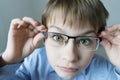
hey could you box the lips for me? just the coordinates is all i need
[59,66,78,73]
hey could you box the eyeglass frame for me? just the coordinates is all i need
[41,31,102,51]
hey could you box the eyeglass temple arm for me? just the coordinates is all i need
[38,31,48,36]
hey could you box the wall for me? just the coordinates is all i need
[0,0,120,58]
[0,0,48,52]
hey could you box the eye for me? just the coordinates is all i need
[79,38,93,46]
[51,34,64,42]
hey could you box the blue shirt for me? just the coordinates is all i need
[11,48,120,80]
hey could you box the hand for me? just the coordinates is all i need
[2,17,47,64]
[100,24,120,68]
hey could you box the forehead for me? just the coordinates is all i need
[47,19,96,36]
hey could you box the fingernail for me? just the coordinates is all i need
[17,24,21,28]
[34,22,40,26]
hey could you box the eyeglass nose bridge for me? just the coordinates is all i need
[64,36,78,44]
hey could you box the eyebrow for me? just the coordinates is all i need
[82,30,96,36]
[49,25,63,32]
[49,25,96,36]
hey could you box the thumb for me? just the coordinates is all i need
[33,33,44,48]
[100,38,112,51]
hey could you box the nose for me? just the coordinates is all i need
[62,39,80,62]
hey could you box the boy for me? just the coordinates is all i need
[1,0,120,80]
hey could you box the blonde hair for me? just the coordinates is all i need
[42,0,109,33]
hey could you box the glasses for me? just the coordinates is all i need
[42,32,102,51]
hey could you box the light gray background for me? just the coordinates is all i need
[0,0,120,58]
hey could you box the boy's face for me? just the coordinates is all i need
[45,18,97,79]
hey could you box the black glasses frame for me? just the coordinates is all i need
[42,32,102,42]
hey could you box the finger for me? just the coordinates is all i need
[106,24,120,32]
[107,25,120,38]
[33,33,45,48]
[100,30,113,41]
[22,17,41,27]
[101,24,120,39]
[100,38,111,50]
[36,25,48,32]
[100,24,120,36]
[10,18,28,29]
[32,25,48,35]
[100,29,120,46]
[32,25,48,47]
[10,18,21,29]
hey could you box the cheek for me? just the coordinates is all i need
[45,45,61,65]
[80,51,94,70]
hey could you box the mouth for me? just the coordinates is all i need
[58,66,79,73]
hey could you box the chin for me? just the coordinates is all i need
[59,74,76,80]
[56,70,78,80]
